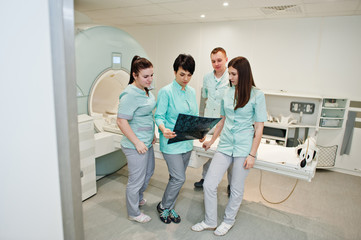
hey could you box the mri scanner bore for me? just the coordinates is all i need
[75,25,149,176]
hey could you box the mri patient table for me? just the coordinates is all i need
[104,124,317,182]
[153,136,317,182]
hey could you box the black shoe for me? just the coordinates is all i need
[157,202,164,214]
[159,208,172,224]
[227,185,231,198]
[194,179,204,188]
[169,209,181,223]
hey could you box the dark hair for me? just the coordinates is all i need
[129,55,153,93]
[173,54,195,75]
[228,57,256,110]
[210,47,227,57]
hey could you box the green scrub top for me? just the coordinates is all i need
[202,70,229,118]
[117,84,156,149]
[155,80,198,154]
[217,86,267,157]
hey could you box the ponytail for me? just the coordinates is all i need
[129,55,153,94]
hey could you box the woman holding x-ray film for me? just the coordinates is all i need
[154,54,202,224]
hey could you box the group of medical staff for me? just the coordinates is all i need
[116,48,267,236]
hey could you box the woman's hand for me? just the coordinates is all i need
[162,128,176,139]
[199,136,206,143]
[135,141,148,154]
[202,141,213,151]
[243,155,255,169]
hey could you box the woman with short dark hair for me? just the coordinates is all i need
[155,54,198,224]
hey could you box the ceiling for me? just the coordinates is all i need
[74,0,361,27]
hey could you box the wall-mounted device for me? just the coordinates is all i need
[290,102,315,114]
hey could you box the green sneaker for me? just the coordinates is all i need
[169,209,181,223]
[159,209,171,224]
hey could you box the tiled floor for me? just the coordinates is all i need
[83,158,361,240]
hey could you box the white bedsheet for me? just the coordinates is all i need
[257,143,300,166]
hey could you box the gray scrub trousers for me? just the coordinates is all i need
[161,151,192,209]
[203,152,249,226]
[122,146,155,217]
[202,158,232,182]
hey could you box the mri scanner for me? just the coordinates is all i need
[76,25,149,176]
[75,25,317,187]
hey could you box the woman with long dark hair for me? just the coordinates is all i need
[117,56,156,223]
[191,56,267,235]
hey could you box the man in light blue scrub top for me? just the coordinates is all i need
[202,48,229,118]
[155,54,198,224]
[194,47,232,192]
[192,57,267,236]
[117,56,156,224]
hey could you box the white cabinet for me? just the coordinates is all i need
[262,92,361,176]
[263,91,321,147]
[78,114,97,201]
[319,98,347,129]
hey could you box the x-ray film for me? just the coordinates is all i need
[168,113,221,144]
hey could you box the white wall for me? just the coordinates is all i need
[123,16,361,102]
[122,15,361,175]
[0,1,64,239]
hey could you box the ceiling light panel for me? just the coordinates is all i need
[208,0,254,8]
[217,0,254,8]
[158,0,235,13]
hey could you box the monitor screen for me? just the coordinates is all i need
[113,56,121,64]
[112,53,122,69]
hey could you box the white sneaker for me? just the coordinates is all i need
[128,213,151,223]
[139,199,147,206]
[191,221,216,232]
[214,222,233,236]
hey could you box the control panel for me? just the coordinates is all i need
[290,102,315,114]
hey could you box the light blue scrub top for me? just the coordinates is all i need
[202,70,229,117]
[117,84,156,149]
[155,80,198,154]
[217,86,267,157]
